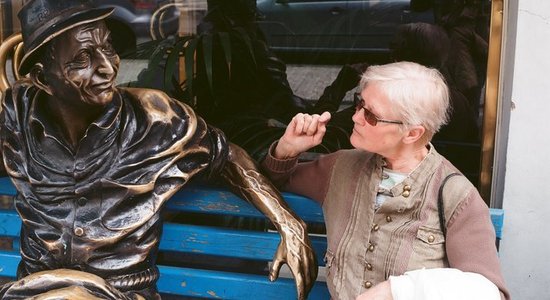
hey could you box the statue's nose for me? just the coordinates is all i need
[96,50,115,77]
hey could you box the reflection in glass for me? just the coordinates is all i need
[1,0,493,191]
[117,0,491,189]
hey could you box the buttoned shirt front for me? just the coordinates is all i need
[0,81,228,291]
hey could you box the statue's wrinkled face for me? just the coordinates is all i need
[43,21,120,108]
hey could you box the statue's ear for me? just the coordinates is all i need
[29,63,53,95]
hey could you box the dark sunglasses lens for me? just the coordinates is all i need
[363,108,377,126]
[354,94,377,126]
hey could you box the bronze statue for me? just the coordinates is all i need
[0,0,317,299]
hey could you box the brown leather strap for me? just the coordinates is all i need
[438,173,461,236]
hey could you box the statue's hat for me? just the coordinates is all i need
[18,0,114,74]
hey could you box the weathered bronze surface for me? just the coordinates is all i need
[0,0,317,298]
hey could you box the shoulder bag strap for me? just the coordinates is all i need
[438,172,462,236]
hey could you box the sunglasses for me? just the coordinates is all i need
[353,93,403,126]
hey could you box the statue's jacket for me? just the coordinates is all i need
[0,81,229,292]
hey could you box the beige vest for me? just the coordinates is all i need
[322,148,469,299]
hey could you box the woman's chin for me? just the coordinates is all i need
[349,132,359,148]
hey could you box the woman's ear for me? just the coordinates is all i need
[402,125,426,144]
[29,63,53,95]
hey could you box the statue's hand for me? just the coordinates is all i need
[269,218,318,300]
[220,144,318,299]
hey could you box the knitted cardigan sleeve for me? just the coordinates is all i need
[445,188,510,300]
[261,142,339,205]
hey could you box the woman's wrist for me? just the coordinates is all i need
[273,140,299,159]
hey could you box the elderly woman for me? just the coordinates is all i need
[262,61,509,300]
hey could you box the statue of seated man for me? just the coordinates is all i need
[0,0,317,299]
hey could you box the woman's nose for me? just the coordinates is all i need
[351,107,364,125]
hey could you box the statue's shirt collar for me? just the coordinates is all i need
[28,89,122,155]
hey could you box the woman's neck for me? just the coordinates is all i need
[384,145,429,174]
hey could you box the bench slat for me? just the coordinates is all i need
[0,178,503,235]
[161,223,327,264]
[0,204,504,241]
[0,251,330,299]
[0,250,18,277]
[0,178,324,223]
[0,177,14,196]
[0,211,327,265]
[0,210,20,237]
[489,208,504,239]
[167,188,325,223]
[157,265,330,299]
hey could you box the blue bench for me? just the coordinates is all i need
[0,177,503,299]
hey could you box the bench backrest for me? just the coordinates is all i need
[0,177,503,299]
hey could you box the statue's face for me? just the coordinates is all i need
[44,21,120,108]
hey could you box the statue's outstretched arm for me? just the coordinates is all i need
[220,143,318,300]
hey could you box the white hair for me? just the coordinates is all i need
[359,61,450,142]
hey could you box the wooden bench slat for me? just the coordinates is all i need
[0,250,19,277]
[0,177,14,196]
[157,187,326,223]
[161,223,327,264]
[0,251,330,299]
[0,178,504,232]
[0,178,324,223]
[0,205,504,243]
[0,210,20,237]
[489,208,504,239]
[157,265,330,299]
[0,211,327,265]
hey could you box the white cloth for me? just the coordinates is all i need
[390,268,500,300]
